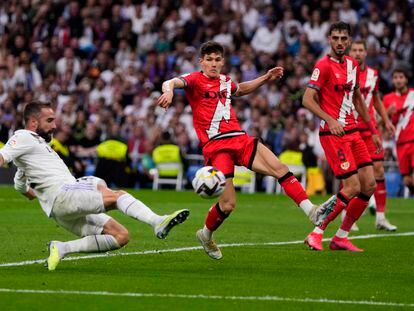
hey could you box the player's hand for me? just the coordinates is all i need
[387,104,396,115]
[385,121,395,136]
[157,91,174,110]
[372,134,383,154]
[327,119,345,136]
[267,67,284,81]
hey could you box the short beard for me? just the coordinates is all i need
[37,129,53,143]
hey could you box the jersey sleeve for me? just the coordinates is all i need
[14,168,29,193]
[307,61,329,91]
[0,132,34,163]
[178,72,197,89]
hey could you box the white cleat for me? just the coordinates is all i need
[154,209,190,239]
[376,219,397,231]
[309,195,336,226]
[196,229,222,260]
[46,241,64,271]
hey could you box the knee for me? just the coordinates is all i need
[219,199,236,214]
[344,181,361,198]
[115,228,130,247]
[363,178,377,195]
[374,166,385,180]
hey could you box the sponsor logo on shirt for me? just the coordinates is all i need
[311,68,320,81]
[340,161,350,170]
[7,139,17,147]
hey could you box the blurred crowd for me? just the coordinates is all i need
[0,0,413,189]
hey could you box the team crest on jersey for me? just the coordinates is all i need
[7,139,17,147]
[311,68,320,81]
[340,162,350,170]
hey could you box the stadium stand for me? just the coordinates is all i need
[0,0,413,193]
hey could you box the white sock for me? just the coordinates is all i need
[117,193,165,227]
[58,235,120,257]
[335,228,349,238]
[313,227,324,234]
[376,212,385,222]
[202,225,213,240]
[341,210,346,221]
[299,199,313,216]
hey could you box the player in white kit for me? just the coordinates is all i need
[0,101,189,270]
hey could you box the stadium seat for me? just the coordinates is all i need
[233,166,256,193]
[152,144,184,191]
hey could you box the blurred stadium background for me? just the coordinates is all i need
[0,0,413,197]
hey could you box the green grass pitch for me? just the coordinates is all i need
[0,186,413,310]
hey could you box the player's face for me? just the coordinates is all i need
[199,53,224,78]
[36,108,57,142]
[329,30,351,57]
[349,43,366,65]
[392,72,408,91]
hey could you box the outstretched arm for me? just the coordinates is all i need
[157,78,186,110]
[373,93,395,135]
[302,87,345,136]
[234,67,284,97]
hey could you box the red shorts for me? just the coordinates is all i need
[202,134,258,178]
[396,142,414,176]
[360,130,385,161]
[319,130,372,179]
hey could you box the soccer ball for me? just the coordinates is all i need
[192,166,226,199]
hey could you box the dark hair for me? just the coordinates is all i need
[351,40,366,49]
[392,68,409,79]
[329,21,352,36]
[200,41,224,58]
[23,101,52,124]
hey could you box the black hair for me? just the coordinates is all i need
[23,101,52,124]
[199,41,225,58]
[329,21,352,36]
[392,68,409,79]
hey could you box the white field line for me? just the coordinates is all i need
[0,231,413,268]
[0,288,413,308]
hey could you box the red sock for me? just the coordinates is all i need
[278,172,308,205]
[205,203,229,231]
[319,191,350,230]
[374,179,386,213]
[340,193,370,232]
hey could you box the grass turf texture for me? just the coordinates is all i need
[0,186,413,310]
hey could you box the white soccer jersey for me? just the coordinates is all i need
[0,129,76,216]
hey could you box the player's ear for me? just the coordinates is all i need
[198,57,203,64]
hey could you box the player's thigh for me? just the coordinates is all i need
[53,213,113,238]
[357,165,376,195]
[52,188,106,219]
[219,178,236,212]
[251,142,288,178]
[320,134,357,179]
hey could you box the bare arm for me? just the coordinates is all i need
[234,67,284,97]
[373,93,395,135]
[157,78,186,110]
[302,87,345,136]
[354,89,382,153]
[23,188,36,200]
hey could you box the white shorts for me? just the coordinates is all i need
[51,176,112,237]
